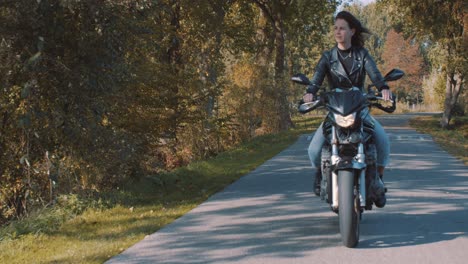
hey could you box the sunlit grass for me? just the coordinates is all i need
[409,114,468,165]
[0,115,321,263]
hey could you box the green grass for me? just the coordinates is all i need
[0,116,321,264]
[409,114,468,165]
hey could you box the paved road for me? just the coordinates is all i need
[107,113,468,264]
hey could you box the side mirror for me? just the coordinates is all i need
[291,73,311,85]
[384,69,405,82]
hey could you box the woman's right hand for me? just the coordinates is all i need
[303,93,314,103]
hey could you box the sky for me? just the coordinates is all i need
[339,0,376,10]
[357,0,376,5]
[339,0,376,11]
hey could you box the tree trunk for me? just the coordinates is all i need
[253,1,293,133]
[255,8,275,134]
[440,71,463,128]
[273,16,292,131]
[256,13,273,66]
[204,1,226,119]
[167,1,182,141]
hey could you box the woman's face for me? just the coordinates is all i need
[334,18,355,48]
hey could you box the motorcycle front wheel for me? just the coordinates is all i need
[338,169,360,248]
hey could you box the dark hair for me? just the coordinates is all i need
[335,11,370,47]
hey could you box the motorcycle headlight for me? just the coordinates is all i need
[334,113,356,128]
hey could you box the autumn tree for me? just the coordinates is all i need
[0,0,147,221]
[346,2,393,63]
[286,0,339,105]
[381,29,426,102]
[249,0,340,132]
[0,0,235,221]
[382,0,467,128]
[0,0,341,223]
[250,0,293,132]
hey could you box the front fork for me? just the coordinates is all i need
[330,126,367,209]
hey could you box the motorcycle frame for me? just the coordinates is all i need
[329,124,367,210]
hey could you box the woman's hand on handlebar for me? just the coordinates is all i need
[382,89,392,101]
[303,93,314,103]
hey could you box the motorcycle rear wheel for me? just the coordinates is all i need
[338,169,360,248]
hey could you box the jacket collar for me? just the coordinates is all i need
[330,46,363,80]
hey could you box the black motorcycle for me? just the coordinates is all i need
[292,69,404,247]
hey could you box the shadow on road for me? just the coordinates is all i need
[108,115,468,263]
[358,125,468,249]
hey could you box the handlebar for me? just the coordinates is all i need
[366,94,396,113]
[298,92,396,114]
[292,68,404,115]
[298,99,323,113]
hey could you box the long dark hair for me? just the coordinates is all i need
[335,11,370,47]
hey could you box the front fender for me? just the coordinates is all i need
[331,159,366,171]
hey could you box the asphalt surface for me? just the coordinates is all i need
[106,113,468,264]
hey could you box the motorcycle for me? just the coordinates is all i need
[291,69,404,247]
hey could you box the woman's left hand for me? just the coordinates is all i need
[382,89,392,101]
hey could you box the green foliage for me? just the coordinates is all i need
[0,0,150,223]
[243,0,340,132]
[286,0,340,73]
[421,69,444,111]
[434,71,447,109]
[0,0,339,224]
[345,2,392,63]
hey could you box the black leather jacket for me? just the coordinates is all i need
[306,46,388,95]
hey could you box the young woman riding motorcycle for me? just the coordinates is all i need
[303,11,390,206]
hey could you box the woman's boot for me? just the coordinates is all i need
[314,169,322,196]
[374,166,387,208]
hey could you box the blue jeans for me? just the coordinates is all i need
[307,115,390,169]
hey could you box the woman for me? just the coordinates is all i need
[304,11,389,207]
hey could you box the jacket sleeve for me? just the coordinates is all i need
[363,50,389,91]
[306,51,329,94]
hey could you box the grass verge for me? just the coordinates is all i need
[0,116,321,264]
[409,114,468,165]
